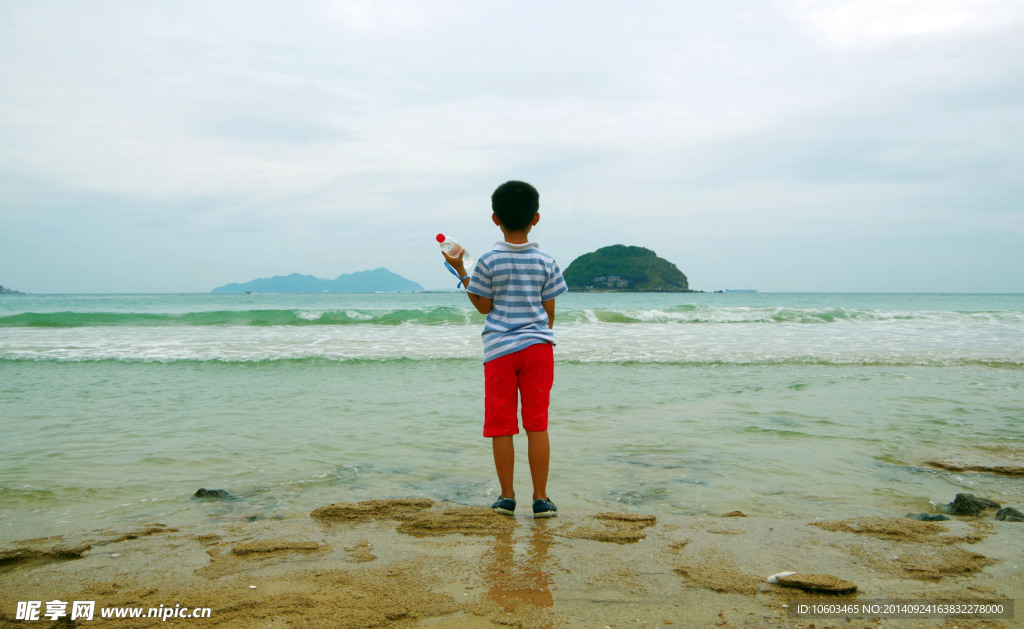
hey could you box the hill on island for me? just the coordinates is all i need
[563,245,689,292]
[211,268,423,293]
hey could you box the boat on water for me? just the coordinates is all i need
[724,289,757,293]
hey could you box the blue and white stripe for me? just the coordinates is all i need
[467,241,568,363]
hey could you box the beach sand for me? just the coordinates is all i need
[1,499,1021,628]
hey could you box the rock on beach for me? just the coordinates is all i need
[995,507,1024,522]
[947,493,1001,516]
[906,512,950,522]
[193,488,234,500]
[773,573,858,594]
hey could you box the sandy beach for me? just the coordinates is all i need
[5,292,1024,629]
[2,497,1021,628]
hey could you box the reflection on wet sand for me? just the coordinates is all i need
[482,522,556,615]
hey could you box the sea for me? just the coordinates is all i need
[1,292,1022,540]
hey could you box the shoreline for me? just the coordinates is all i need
[2,499,1020,628]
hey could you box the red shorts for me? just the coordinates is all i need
[483,342,554,437]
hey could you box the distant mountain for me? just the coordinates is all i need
[564,245,690,292]
[211,268,424,294]
[0,285,25,295]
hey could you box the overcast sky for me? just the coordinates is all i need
[2,1,1022,293]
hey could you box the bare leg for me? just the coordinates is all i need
[526,430,550,501]
[492,435,515,499]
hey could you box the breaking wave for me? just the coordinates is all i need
[3,306,1020,328]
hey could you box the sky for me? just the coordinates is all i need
[1,0,1022,293]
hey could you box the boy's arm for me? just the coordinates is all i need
[464,281,492,315]
[444,249,492,315]
[543,298,555,329]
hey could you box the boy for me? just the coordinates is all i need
[442,180,568,518]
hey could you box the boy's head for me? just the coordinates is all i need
[491,180,539,231]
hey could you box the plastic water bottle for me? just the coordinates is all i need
[436,234,474,270]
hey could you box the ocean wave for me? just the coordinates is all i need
[571,306,1024,325]
[3,306,1022,328]
[1,355,1020,369]
[0,308,478,328]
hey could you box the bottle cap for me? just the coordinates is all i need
[435,234,445,243]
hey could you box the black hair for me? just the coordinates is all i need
[491,180,539,231]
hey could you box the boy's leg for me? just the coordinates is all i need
[485,353,521,501]
[519,343,554,501]
[525,430,549,500]
[492,435,515,499]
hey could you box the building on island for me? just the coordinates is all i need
[592,276,629,289]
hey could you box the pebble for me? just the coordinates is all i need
[766,571,796,583]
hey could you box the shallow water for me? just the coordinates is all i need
[1,292,1022,540]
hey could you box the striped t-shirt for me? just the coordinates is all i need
[466,241,568,363]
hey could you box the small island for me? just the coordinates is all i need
[563,245,691,292]
[0,284,25,295]
[211,268,423,294]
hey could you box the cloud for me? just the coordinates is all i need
[0,1,1021,292]
[782,0,1024,50]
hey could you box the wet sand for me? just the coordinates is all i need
[1,500,1021,628]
